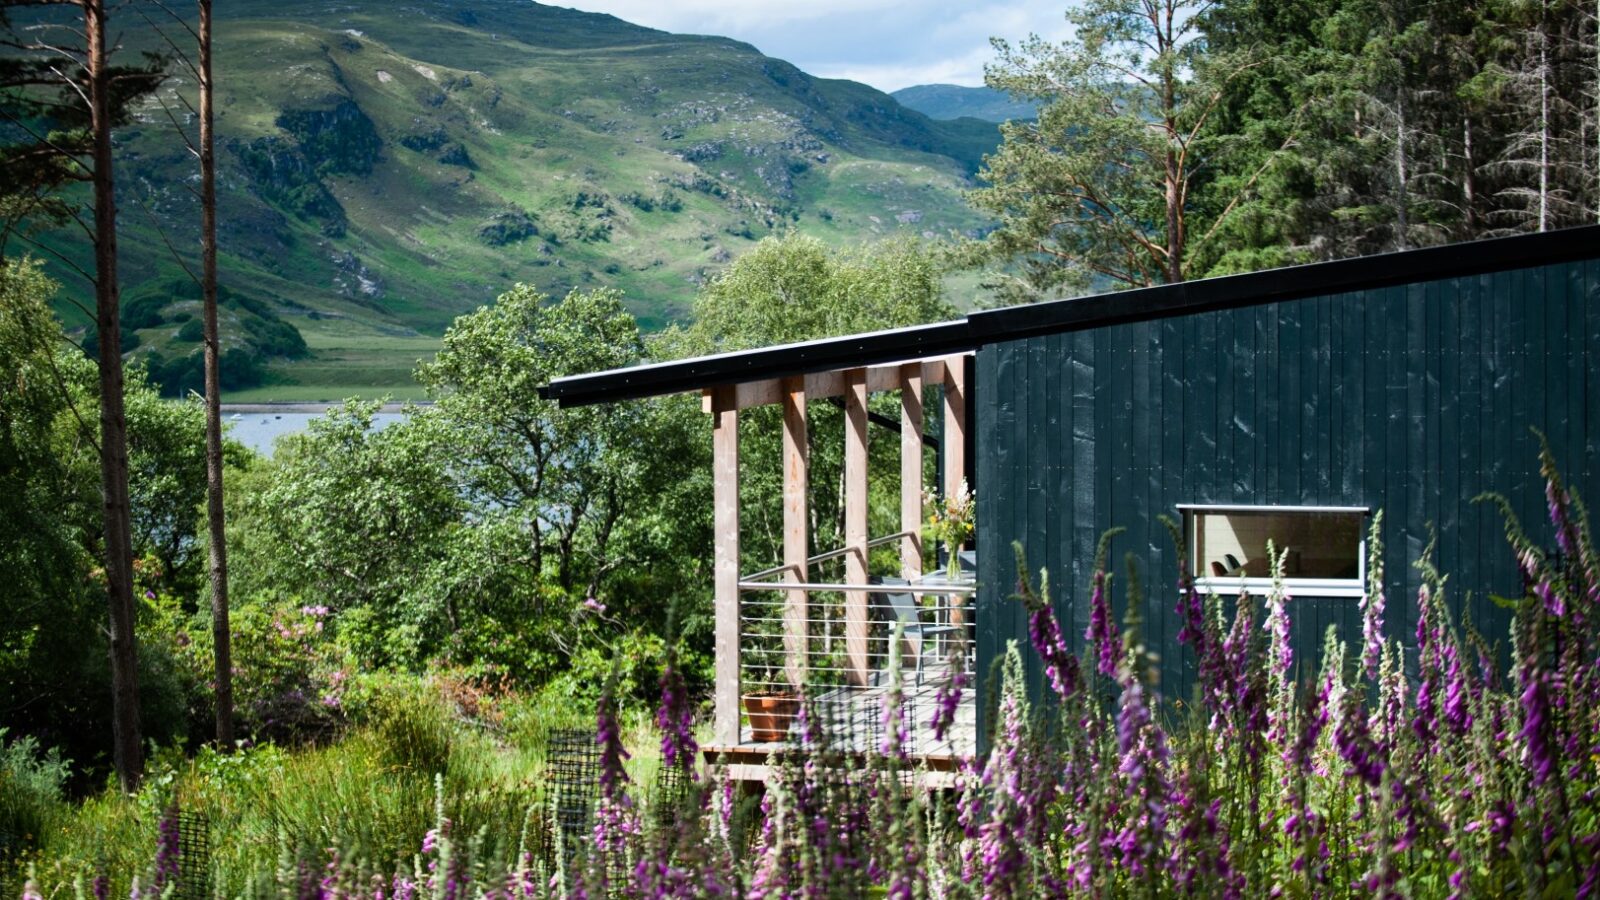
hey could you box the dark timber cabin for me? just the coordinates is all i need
[540,225,1600,780]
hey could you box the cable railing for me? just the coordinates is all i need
[739,530,918,583]
[735,543,976,757]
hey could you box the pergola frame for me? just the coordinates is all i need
[707,353,971,746]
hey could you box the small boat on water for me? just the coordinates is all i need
[229,413,243,421]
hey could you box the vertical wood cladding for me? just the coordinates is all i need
[975,258,1598,739]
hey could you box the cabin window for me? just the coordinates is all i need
[1180,505,1368,598]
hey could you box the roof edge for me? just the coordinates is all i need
[540,225,1600,408]
[540,318,974,406]
[967,225,1600,341]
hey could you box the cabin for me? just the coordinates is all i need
[541,225,1600,776]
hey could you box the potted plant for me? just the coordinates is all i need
[742,618,801,743]
[926,477,976,580]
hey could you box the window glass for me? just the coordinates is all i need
[1187,508,1364,582]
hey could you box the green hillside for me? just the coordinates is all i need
[13,0,997,401]
[892,84,1038,123]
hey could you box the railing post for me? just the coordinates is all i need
[900,363,924,581]
[781,376,808,690]
[844,368,870,687]
[712,386,741,746]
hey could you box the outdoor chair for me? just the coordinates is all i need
[871,577,959,686]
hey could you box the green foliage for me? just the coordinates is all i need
[968,0,1600,296]
[120,292,168,331]
[969,0,1245,297]
[413,285,708,684]
[5,673,663,899]
[1192,0,1598,269]
[366,682,454,776]
[216,600,348,744]
[679,232,954,571]
[275,101,383,178]
[115,277,307,396]
[123,384,213,591]
[215,286,707,698]
[230,400,462,666]
[0,729,69,865]
[0,4,166,238]
[688,232,955,351]
[476,208,540,246]
[0,261,217,783]
[144,350,204,397]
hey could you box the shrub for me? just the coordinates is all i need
[0,731,68,865]
[120,291,168,330]
[366,683,454,777]
[226,600,348,746]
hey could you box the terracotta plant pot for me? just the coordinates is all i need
[743,693,801,743]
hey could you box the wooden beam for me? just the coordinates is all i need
[844,368,870,687]
[900,363,924,581]
[943,356,968,502]
[712,386,741,745]
[941,359,969,635]
[781,376,808,689]
[701,354,969,413]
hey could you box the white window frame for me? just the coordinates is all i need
[1178,504,1370,599]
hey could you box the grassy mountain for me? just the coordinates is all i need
[13,0,996,400]
[892,84,1038,123]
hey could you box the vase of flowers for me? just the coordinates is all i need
[926,477,975,580]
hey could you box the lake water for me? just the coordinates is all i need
[225,411,406,457]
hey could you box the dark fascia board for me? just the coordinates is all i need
[966,224,1600,342]
[540,318,975,406]
[540,224,1600,408]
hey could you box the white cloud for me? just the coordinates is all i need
[550,0,1074,92]
[555,0,920,35]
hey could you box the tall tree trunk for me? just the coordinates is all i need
[1395,91,1409,250]
[1463,118,1479,235]
[1161,8,1183,284]
[1164,145,1182,282]
[87,0,142,793]
[1539,1,1551,232]
[198,0,233,750]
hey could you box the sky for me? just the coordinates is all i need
[552,0,1074,93]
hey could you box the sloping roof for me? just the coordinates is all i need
[540,225,1600,408]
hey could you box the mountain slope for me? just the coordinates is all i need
[14,0,996,400]
[892,84,1038,123]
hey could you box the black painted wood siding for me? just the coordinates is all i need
[973,257,1600,736]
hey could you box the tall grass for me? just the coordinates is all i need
[0,732,69,870]
[6,676,658,899]
[12,447,1600,898]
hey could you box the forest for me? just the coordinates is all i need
[2,0,1598,895]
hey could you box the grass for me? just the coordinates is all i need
[9,674,664,898]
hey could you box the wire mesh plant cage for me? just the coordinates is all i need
[175,809,210,900]
[541,727,602,862]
